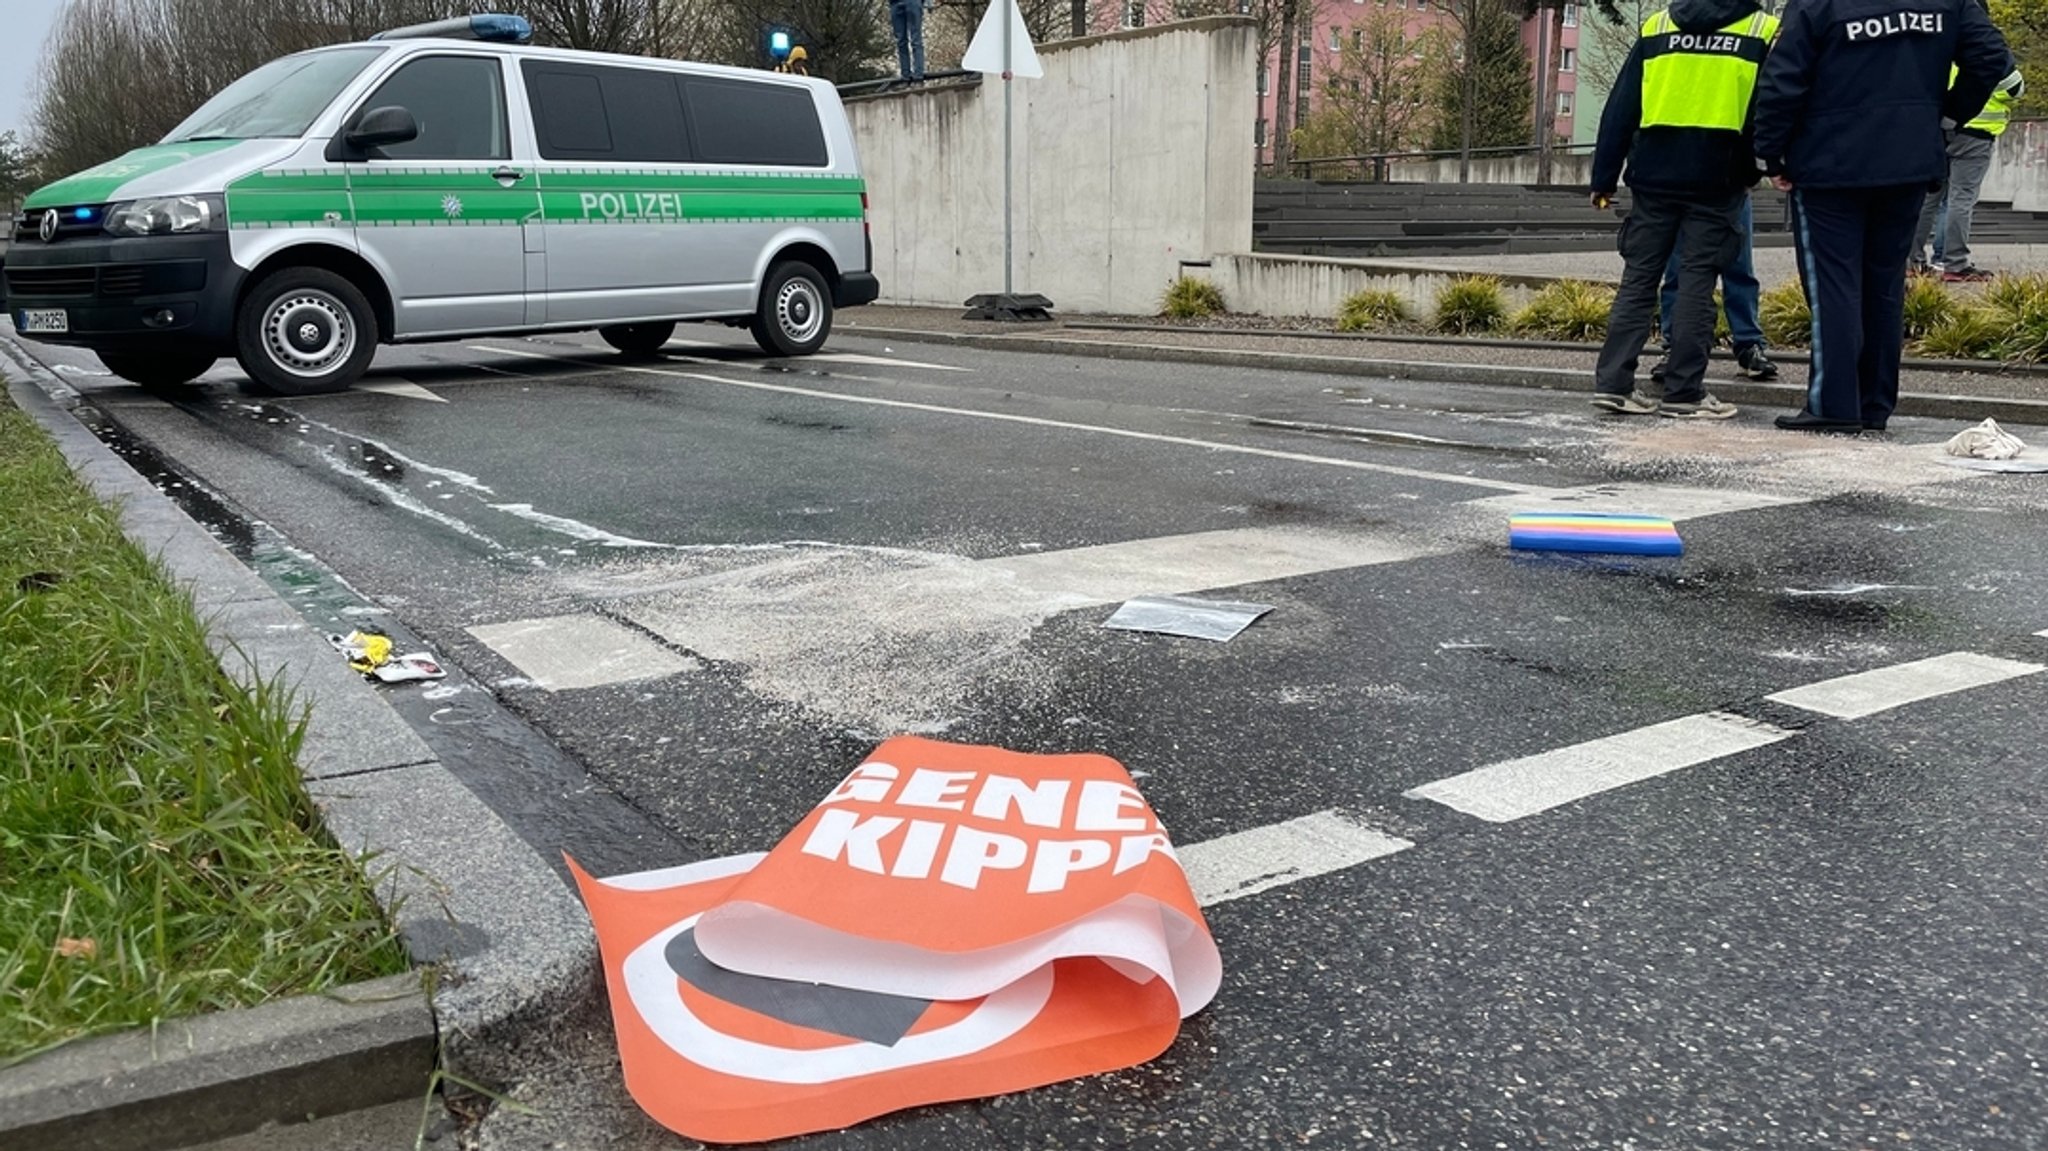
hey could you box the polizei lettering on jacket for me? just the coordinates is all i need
[1844,11,1945,40]
[1665,32,1744,52]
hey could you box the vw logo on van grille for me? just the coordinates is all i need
[38,210,60,243]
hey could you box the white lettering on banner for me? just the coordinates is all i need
[1073,780,1153,832]
[822,762,898,804]
[898,769,976,811]
[796,765,1179,893]
[577,190,687,221]
[970,776,1071,829]
[942,828,1030,889]
[1028,840,1114,893]
[1845,10,1944,40]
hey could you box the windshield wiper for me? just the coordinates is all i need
[172,134,243,143]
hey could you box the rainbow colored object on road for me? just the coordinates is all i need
[1508,512,1683,557]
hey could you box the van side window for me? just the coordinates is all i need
[359,55,508,161]
[682,78,827,168]
[523,61,691,163]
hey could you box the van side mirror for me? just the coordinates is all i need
[344,106,419,153]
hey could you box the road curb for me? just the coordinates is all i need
[0,975,431,1151]
[845,325,2048,427]
[1,345,601,1139]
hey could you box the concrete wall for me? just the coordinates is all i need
[1207,252,1563,321]
[1983,120,2048,209]
[846,17,1256,315]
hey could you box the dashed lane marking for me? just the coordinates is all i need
[810,352,972,372]
[1404,711,1795,824]
[471,344,1550,494]
[467,613,695,691]
[1766,651,2046,720]
[1178,810,1414,907]
[355,380,448,403]
[979,526,1436,607]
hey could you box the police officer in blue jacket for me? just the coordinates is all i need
[1752,0,2011,433]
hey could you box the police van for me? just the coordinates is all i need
[4,14,878,394]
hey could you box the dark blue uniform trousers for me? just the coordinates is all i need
[1787,184,1925,427]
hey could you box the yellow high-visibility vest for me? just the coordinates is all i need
[1639,10,1780,130]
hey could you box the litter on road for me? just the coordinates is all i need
[1101,594,1274,642]
[1507,511,1683,556]
[325,630,447,683]
[571,736,1220,1144]
[1943,417,2027,460]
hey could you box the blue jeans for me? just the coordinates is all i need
[891,1,925,79]
[1660,194,1763,351]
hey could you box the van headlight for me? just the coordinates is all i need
[104,195,224,236]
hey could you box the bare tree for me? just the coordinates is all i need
[1289,11,1435,172]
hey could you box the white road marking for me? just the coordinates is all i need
[1405,712,1796,823]
[468,614,695,691]
[812,352,970,372]
[981,526,1434,607]
[1766,651,2045,719]
[472,345,1548,494]
[356,380,448,403]
[1467,483,1801,523]
[1178,810,1414,907]
[2036,629,2048,638]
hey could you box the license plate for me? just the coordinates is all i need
[19,309,68,334]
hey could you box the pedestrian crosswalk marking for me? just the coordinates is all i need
[1766,651,2045,720]
[981,527,1433,608]
[1177,810,1413,907]
[1403,711,1794,824]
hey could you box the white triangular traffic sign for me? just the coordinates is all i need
[961,0,1043,78]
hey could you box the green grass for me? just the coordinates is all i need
[1433,275,1508,334]
[0,391,406,1064]
[1915,307,2005,360]
[1901,275,1961,340]
[1160,276,1226,319]
[1335,288,1412,332]
[1759,280,1813,347]
[1508,279,1614,341]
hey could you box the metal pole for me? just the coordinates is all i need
[1003,0,1014,295]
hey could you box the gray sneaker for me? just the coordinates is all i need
[1591,390,1661,415]
[1660,393,1739,420]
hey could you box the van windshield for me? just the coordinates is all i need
[165,47,385,143]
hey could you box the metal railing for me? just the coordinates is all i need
[1283,142,1597,184]
[837,68,977,97]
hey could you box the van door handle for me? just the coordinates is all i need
[493,166,526,186]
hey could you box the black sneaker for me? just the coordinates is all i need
[1735,345,1778,380]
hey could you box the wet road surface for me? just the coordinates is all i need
[10,321,2048,1150]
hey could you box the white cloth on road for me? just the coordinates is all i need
[1943,418,2026,460]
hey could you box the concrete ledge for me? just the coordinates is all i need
[0,974,433,1151]
[847,325,2048,427]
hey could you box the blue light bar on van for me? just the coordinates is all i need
[769,30,793,59]
[371,13,533,43]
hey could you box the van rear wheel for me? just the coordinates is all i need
[750,261,832,357]
[599,322,676,358]
[97,349,216,390]
[235,267,377,396]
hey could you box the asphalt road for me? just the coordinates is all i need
[12,321,2048,1150]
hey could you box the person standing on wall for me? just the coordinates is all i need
[1650,198,1779,384]
[1753,0,2011,434]
[1910,50,2025,281]
[1589,0,1781,420]
[890,0,928,82]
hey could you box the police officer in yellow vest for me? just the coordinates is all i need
[1590,0,1780,419]
[1912,57,2025,279]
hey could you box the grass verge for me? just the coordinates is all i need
[0,387,407,1066]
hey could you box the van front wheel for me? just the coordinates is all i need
[750,261,832,357]
[599,322,676,357]
[235,268,377,395]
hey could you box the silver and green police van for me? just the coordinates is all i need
[4,13,878,395]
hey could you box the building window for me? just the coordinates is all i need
[1255,118,1267,146]
[1330,27,1341,50]
[1415,0,1427,8]
[1353,28,1363,49]
[1562,2,1578,26]
[1125,1,1144,27]
[1257,66,1268,96]
[1557,90,1574,116]
[1560,47,1575,72]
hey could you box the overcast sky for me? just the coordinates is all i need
[3,0,67,139]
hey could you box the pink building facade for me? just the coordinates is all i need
[1235,0,1582,167]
